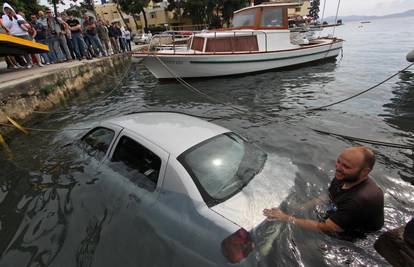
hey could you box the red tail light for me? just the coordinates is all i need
[221,228,254,263]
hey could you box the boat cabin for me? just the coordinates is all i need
[186,3,306,54]
[232,3,302,30]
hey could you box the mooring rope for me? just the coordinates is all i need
[311,128,414,149]
[0,122,91,132]
[151,53,249,115]
[306,62,414,111]
[30,61,132,115]
[149,50,414,151]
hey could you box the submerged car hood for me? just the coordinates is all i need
[210,154,297,231]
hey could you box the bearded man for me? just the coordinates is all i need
[263,146,384,239]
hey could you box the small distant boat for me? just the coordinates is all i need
[360,21,371,24]
[133,3,344,79]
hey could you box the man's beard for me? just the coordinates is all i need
[341,171,361,183]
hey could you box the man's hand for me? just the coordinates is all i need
[263,208,290,221]
[263,207,344,233]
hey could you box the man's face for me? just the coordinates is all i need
[31,15,37,22]
[335,150,366,183]
[46,10,53,17]
[4,7,14,16]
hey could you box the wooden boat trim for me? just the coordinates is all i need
[132,39,343,57]
[188,47,342,64]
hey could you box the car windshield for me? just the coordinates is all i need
[178,133,267,206]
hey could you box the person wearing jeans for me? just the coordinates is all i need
[83,16,106,56]
[45,9,65,62]
[30,14,50,64]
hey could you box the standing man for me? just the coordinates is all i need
[124,27,131,51]
[108,21,119,54]
[96,19,111,55]
[83,15,106,57]
[263,146,384,239]
[30,14,50,65]
[66,11,89,60]
[45,8,66,62]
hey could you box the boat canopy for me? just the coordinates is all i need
[232,3,302,30]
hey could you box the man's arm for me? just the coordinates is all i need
[290,194,328,212]
[70,23,82,31]
[263,208,343,233]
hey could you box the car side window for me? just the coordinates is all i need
[110,136,161,192]
[81,127,115,160]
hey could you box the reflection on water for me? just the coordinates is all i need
[1,17,414,266]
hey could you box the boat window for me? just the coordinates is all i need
[205,36,258,53]
[110,136,161,192]
[232,9,257,28]
[261,8,284,28]
[191,37,204,51]
[178,133,267,207]
[81,127,115,160]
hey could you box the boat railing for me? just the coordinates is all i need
[148,28,321,54]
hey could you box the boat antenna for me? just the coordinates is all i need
[332,0,341,37]
[320,0,327,25]
[319,0,327,38]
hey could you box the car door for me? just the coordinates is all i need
[77,127,183,266]
[104,128,169,198]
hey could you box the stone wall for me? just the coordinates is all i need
[0,55,130,125]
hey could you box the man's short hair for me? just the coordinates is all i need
[359,147,375,169]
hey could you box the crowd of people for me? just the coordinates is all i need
[0,2,133,70]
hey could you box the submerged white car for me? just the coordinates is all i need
[78,112,289,266]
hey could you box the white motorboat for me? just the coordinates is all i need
[132,3,344,79]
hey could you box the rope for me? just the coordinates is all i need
[151,54,248,115]
[306,62,414,111]
[0,122,90,132]
[125,110,225,121]
[312,128,414,149]
[31,62,132,115]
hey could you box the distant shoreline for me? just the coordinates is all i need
[324,9,414,23]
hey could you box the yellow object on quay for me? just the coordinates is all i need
[0,33,49,56]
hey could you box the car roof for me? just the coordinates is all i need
[105,112,230,156]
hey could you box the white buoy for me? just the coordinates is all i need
[406,49,414,62]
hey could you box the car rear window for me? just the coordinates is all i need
[178,133,267,207]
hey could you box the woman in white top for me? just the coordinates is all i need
[2,2,33,68]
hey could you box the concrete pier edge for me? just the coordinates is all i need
[0,55,131,133]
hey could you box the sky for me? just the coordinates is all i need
[322,0,414,17]
[39,0,414,17]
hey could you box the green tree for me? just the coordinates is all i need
[167,0,248,29]
[167,0,183,24]
[182,0,208,26]
[221,0,248,27]
[47,0,59,16]
[309,0,320,20]
[0,0,45,16]
[116,0,149,32]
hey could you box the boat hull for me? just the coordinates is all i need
[133,40,343,79]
